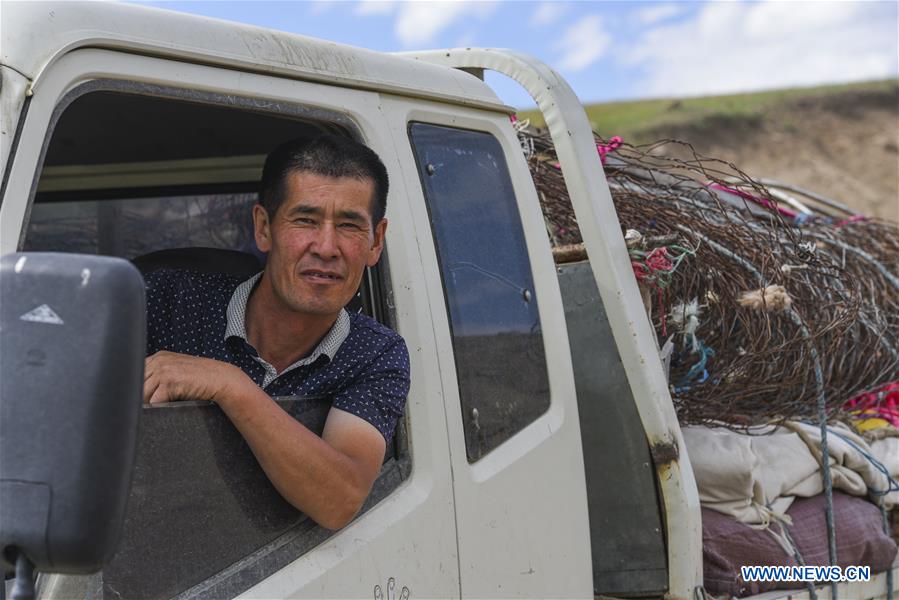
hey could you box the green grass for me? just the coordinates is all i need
[515,79,897,142]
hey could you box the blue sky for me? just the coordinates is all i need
[134,1,898,108]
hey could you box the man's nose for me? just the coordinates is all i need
[311,222,340,259]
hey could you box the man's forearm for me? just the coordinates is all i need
[143,352,384,529]
[214,373,379,529]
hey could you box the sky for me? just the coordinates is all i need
[133,1,899,108]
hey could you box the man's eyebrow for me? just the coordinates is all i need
[286,204,323,217]
[336,209,368,224]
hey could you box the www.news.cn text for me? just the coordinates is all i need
[741,565,871,583]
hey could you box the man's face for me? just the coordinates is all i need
[253,171,387,319]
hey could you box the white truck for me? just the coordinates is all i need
[0,2,895,599]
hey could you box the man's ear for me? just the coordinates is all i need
[253,204,272,253]
[366,218,388,267]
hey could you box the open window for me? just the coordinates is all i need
[25,87,318,256]
[25,82,407,599]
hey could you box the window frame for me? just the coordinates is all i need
[381,99,574,484]
[407,120,552,462]
[13,59,411,600]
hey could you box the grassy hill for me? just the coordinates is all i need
[517,79,896,141]
[518,79,898,220]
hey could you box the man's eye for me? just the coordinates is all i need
[339,222,361,229]
[294,217,316,225]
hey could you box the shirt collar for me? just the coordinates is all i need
[224,272,351,365]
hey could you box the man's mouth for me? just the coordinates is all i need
[300,269,343,283]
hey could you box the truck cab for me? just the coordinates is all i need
[2,4,612,597]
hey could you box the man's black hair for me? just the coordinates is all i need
[260,134,389,224]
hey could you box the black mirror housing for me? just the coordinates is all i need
[1,253,145,574]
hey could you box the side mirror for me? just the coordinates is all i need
[0,253,145,580]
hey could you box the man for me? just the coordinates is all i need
[142,135,409,530]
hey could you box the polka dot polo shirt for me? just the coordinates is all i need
[145,268,410,443]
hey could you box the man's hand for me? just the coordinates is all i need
[143,351,248,405]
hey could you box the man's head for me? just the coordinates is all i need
[259,134,388,226]
[253,135,389,320]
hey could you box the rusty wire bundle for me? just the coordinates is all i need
[517,124,899,427]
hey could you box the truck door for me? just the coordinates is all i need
[1,47,460,599]
[382,98,594,598]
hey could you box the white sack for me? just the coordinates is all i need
[683,421,895,525]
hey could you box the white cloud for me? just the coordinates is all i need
[743,0,860,41]
[307,1,334,16]
[621,0,898,98]
[394,1,498,48]
[530,2,567,28]
[634,3,684,26]
[354,0,396,17]
[554,14,611,71]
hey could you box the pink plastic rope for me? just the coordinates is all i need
[708,183,798,219]
[844,382,899,428]
[632,247,674,337]
[597,136,623,164]
[835,215,867,228]
[550,135,624,170]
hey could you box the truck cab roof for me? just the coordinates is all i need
[0,1,510,112]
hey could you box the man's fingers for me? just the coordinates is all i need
[144,351,170,376]
[144,357,156,382]
[148,384,170,406]
[142,351,227,404]
[143,374,159,404]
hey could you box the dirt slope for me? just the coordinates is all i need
[640,85,899,221]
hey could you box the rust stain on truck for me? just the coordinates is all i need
[649,436,680,467]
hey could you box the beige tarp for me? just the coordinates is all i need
[683,422,898,525]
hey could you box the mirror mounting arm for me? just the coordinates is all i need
[9,550,36,600]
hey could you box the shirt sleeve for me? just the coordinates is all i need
[330,336,411,443]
